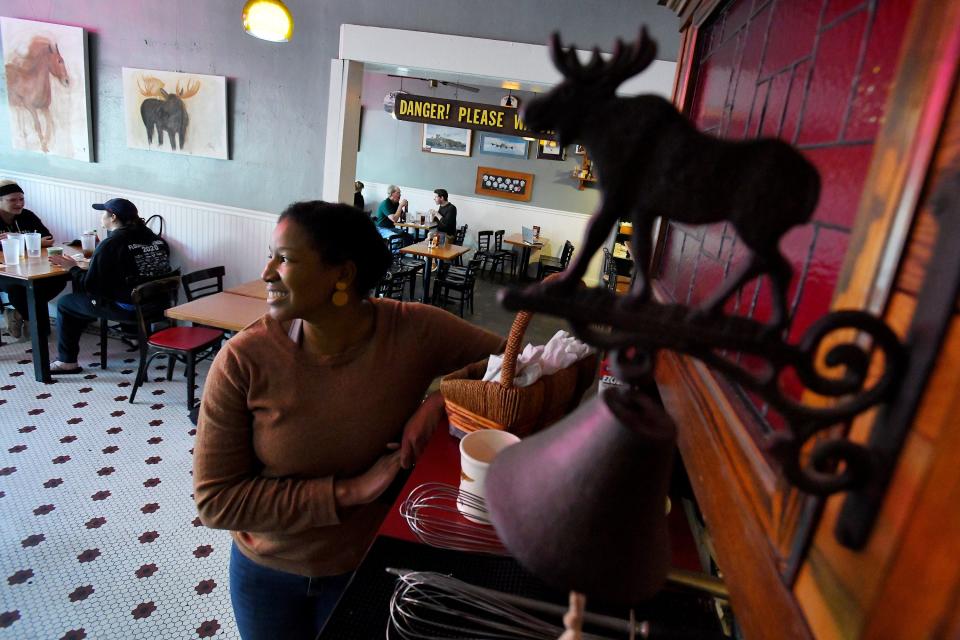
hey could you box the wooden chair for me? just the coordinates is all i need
[537,240,575,280]
[376,270,407,301]
[474,230,494,274]
[453,224,469,265]
[127,276,224,411]
[181,266,225,301]
[98,269,180,370]
[487,230,517,281]
[432,258,483,317]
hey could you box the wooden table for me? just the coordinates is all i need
[399,241,470,303]
[503,233,546,281]
[0,248,80,382]
[396,220,436,241]
[225,279,267,300]
[165,292,267,332]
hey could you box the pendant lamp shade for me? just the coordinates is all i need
[242,0,294,42]
[485,389,677,605]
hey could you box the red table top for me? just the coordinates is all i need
[377,426,702,571]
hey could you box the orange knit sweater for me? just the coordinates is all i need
[193,298,504,576]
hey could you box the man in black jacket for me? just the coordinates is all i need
[47,198,171,374]
[431,188,457,236]
[0,180,64,339]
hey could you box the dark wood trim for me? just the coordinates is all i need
[831,0,960,316]
[656,349,813,640]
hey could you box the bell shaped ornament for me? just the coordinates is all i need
[485,388,677,604]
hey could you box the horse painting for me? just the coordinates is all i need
[4,36,70,153]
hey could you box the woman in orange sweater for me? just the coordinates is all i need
[193,201,503,639]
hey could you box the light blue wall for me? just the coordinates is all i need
[0,0,679,213]
[357,73,601,213]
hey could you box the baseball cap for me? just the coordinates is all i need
[92,198,138,219]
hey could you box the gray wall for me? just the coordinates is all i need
[0,0,679,213]
[357,73,600,213]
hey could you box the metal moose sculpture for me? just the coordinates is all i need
[138,75,201,151]
[522,28,820,328]
[498,27,908,554]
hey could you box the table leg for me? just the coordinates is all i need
[421,257,434,303]
[518,247,533,282]
[25,281,52,383]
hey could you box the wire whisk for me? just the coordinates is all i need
[386,568,629,640]
[400,482,509,555]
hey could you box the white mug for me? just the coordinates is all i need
[458,429,520,522]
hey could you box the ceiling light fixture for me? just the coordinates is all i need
[242,0,294,42]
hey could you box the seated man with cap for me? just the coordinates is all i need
[0,179,63,340]
[47,198,171,374]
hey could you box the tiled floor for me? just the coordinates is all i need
[0,275,579,639]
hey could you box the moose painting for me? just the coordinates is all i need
[1,18,92,161]
[122,68,228,160]
[522,28,820,328]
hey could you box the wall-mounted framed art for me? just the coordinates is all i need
[575,144,586,155]
[122,67,229,159]
[1,17,92,161]
[422,124,471,156]
[478,133,528,158]
[475,166,533,202]
[537,139,566,161]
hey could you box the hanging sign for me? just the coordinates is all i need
[393,94,556,141]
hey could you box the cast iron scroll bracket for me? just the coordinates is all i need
[498,286,906,503]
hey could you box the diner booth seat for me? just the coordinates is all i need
[126,275,224,411]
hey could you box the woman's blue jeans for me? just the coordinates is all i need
[229,543,352,639]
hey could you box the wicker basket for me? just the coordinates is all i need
[440,305,598,438]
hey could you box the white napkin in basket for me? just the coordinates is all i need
[482,330,594,387]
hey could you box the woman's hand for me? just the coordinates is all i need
[400,391,445,469]
[41,235,54,248]
[334,445,402,508]
[48,254,78,269]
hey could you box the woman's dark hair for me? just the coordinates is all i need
[279,200,392,296]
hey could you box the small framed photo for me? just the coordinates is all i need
[475,166,534,202]
[537,140,566,161]
[479,133,528,158]
[422,124,472,156]
[575,144,586,155]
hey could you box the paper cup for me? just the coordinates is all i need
[2,238,20,265]
[47,246,64,257]
[24,232,41,258]
[458,429,520,522]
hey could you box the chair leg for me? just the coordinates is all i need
[129,346,152,404]
[186,352,197,410]
[100,318,108,370]
[166,353,176,380]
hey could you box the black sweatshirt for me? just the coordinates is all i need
[70,224,171,304]
[0,209,51,237]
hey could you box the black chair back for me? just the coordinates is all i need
[131,275,181,341]
[477,230,492,253]
[561,240,575,267]
[494,230,506,251]
[182,266,225,301]
[455,224,468,245]
[377,272,406,300]
[386,234,406,254]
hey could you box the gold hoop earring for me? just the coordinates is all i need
[332,281,349,307]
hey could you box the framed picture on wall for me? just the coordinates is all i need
[475,166,534,202]
[422,124,472,156]
[478,133,528,158]
[537,140,566,161]
[575,144,586,155]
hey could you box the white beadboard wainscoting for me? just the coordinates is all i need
[361,181,602,283]
[2,170,277,290]
[1,172,602,305]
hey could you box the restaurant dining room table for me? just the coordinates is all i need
[396,219,436,242]
[225,278,267,300]
[0,247,85,383]
[502,232,547,282]
[398,240,470,303]
[165,291,267,333]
